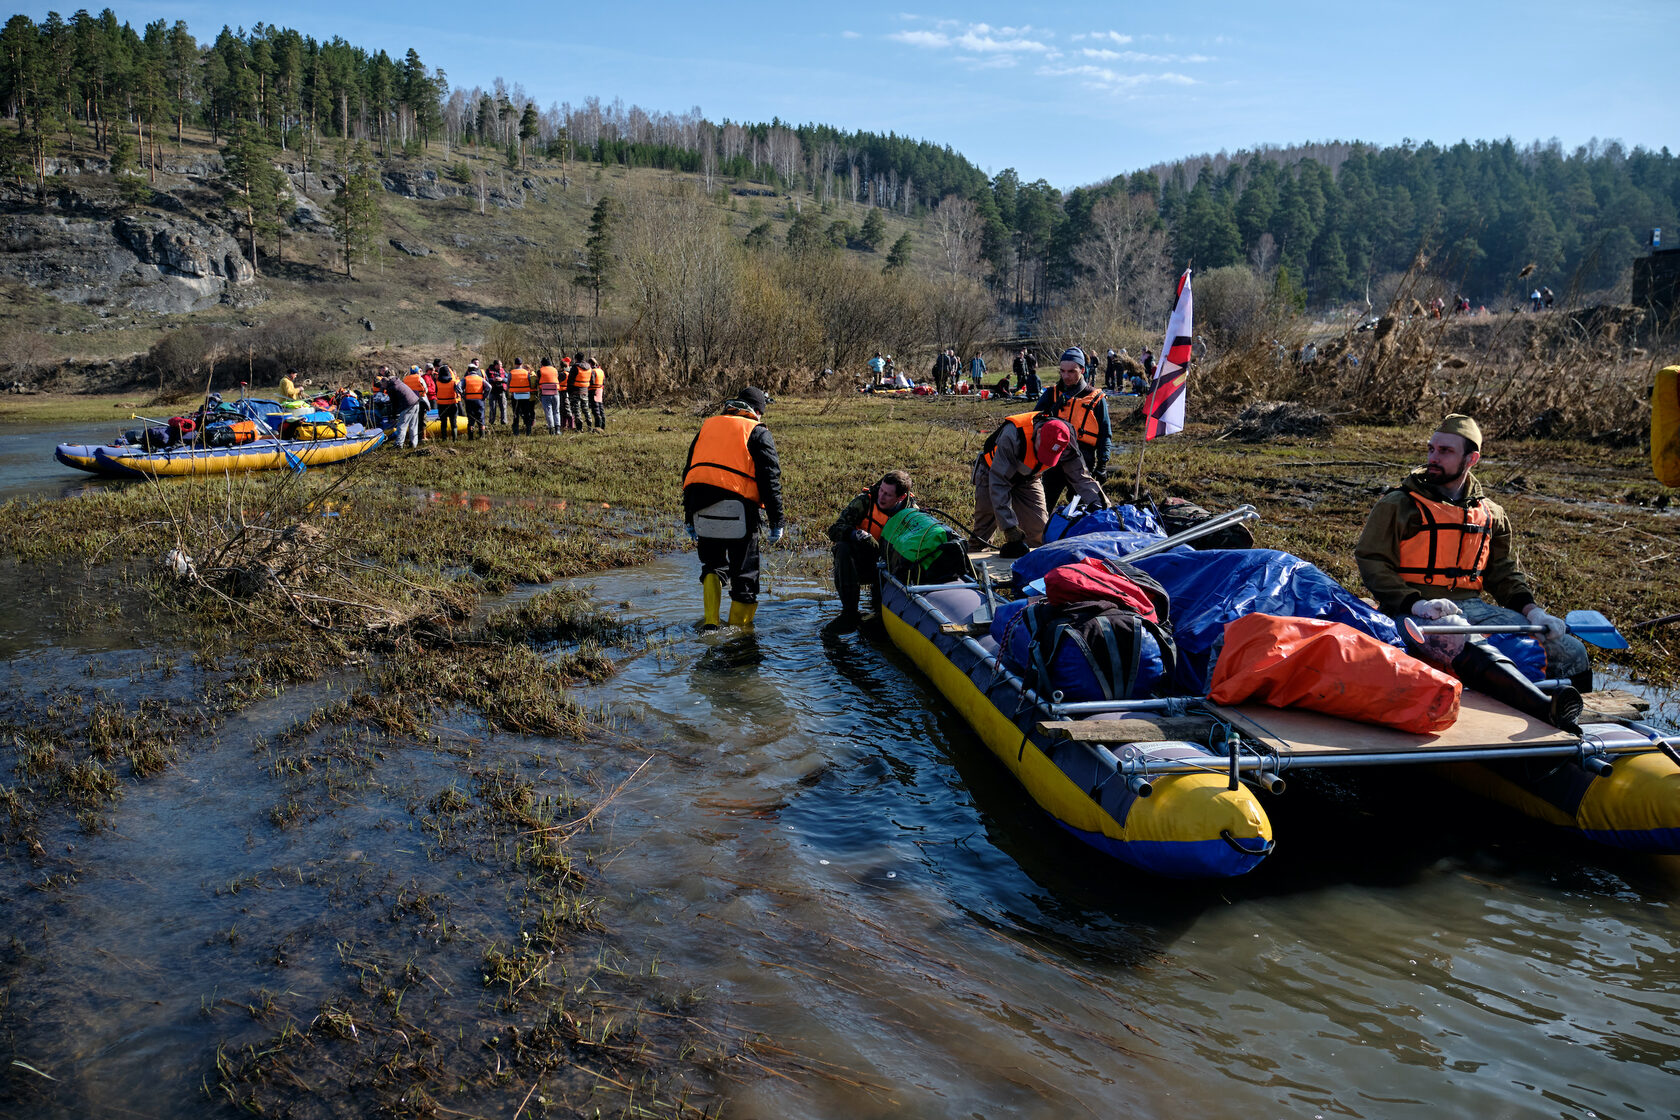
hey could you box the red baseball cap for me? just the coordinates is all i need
[1034,418,1072,464]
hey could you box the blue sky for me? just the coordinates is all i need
[31,0,1678,187]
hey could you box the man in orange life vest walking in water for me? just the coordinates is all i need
[1356,413,1588,731]
[827,470,914,624]
[682,387,784,629]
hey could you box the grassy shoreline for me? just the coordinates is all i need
[8,389,1677,682]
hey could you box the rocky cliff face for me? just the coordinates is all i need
[380,167,530,208]
[0,186,256,314]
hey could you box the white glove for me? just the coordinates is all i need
[1523,604,1569,640]
[767,526,785,544]
[1411,598,1462,621]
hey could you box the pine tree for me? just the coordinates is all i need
[785,204,828,256]
[885,232,913,274]
[331,142,380,279]
[518,102,539,170]
[222,120,289,271]
[573,195,620,317]
[859,207,887,251]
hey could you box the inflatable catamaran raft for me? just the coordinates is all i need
[878,505,1680,879]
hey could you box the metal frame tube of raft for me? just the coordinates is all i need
[880,569,1275,878]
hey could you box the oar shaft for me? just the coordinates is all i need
[1125,504,1258,562]
[1411,617,1627,650]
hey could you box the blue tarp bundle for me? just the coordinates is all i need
[1068,503,1165,538]
[1010,531,1185,585]
[1128,548,1404,695]
[1010,541,1552,695]
[1044,502,1166,544]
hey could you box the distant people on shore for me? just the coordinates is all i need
[1012,348,1040,396]
[931,348,957,394]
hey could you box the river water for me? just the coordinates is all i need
[570,556,1680,1119]
[4,446,1678,1117]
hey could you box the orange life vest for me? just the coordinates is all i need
[1396,491,1493,591]
[683,414,761,506]
[570,363,592,390]
[538,365,561,394]
[461,373,487,401]
[403,372,427,396]
[1048,386,1103,448]
[434,377,459,405]
[981,413,1048,476]
[856,492,898,540]
[590,367,605,390]
[507,367,534,396]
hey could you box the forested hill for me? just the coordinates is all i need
[0,10,987,214]
[1091,138,1680,305]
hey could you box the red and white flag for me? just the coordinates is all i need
[1144,269,1194,441]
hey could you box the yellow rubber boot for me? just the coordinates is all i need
[701,573,723,629]
[727,599,757,628]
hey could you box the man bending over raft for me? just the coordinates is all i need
[971,413,1108,559]
[828,470,914,624]
[1356,413,1587,731]
[682,387,784,629]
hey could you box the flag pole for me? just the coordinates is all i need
[1135,262,1192,502]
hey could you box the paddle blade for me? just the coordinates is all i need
[1564,609,1629,650]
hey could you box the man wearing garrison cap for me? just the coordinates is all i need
[1356,414,1590,732]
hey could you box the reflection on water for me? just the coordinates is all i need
[572,555,1680,1120]
[0,420,129,501]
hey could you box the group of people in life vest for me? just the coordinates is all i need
[681,353,1592,735]
[375,354,608,448]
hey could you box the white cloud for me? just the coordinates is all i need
[1050,64,1198,92]
[956,28,1049,53]
[842,29,860,38]
[889,29,951,48]
[1074,30,1134,45]
[889,21,1049,54]
[1080,47,1213,64]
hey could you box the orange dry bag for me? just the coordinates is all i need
[1208,613,1461,734]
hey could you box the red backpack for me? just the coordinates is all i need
[1042,556,1167,623]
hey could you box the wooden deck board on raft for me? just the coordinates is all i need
[1038,717,1218,743]
[1207,691,1579,757]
